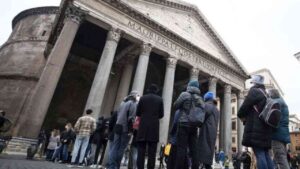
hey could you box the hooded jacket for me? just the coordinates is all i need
[272,97,291,144]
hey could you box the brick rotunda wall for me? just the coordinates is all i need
[0,7,59,137]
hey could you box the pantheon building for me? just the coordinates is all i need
[0,0,249,155]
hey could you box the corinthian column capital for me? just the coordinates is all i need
[65,5,86,24]
[107,27,121,42]
[209,77,218,85]
[224,84,232,94]
[166,57,177,68]
[141,43,152,55]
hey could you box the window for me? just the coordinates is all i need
[232,121,236,130]
[232,107,235,115]
[232,137,236,143]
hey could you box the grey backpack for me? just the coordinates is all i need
[187,94,206,127]
[254,89,281,128]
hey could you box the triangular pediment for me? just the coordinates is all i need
[121,0,246,73]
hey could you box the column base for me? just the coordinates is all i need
[4,137,37,155]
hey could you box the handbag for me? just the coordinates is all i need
[133,117,141,130]
[164,143,172,156]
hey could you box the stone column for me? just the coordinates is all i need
[160,57,177,144]
[131,43,152,95]
[190,67,199,81]
[84,28,121,119]
[223,84,232,155]
[114,57,135,109]
[17,6,85,138]
[237,91,245,153]
[219,96,224,150]
[208,77,218,96]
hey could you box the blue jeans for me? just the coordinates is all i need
[51,145,62,161]
[61,144,69,161]
[108,133,131,169]
[71,136,90,164]
[252,147,274,169]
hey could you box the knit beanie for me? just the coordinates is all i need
[204,92,214,101]
[188,80,200,88]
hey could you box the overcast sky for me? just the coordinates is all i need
[1,0,300,114]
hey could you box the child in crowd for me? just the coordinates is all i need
[46,129,60,160]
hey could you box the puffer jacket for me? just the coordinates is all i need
[238,84,273,149]
[272,97,291,144]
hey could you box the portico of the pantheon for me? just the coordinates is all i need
[0,0,249,155]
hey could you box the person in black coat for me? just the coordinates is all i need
[89,117,106,166]
[238,75,274,169]
[136,84,164,169]
[59,123,75,162]
[198,92,220,169]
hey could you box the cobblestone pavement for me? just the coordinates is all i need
[0,154,229,169]
[0,154,113,169]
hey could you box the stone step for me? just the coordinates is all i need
[5,137,37,154]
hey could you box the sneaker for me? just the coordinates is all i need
[67,163,76,168]
[77,164,84,168]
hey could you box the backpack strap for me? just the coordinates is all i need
[258,88,268,99]
[253,88,268,113]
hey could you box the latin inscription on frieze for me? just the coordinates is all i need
[127,20,243,88]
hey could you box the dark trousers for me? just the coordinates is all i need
[93,143,102,164]
[137,141,158,169]
[167,145,188,169]
[175,124,199,169]
[203,164,212,169]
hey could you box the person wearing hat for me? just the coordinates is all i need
[173,80,205,169]
[198,92,220,169]
[108,90,139,169]
[238,75,274,169]
[135,84,164,169]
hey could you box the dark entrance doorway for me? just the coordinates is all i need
[42,21,108,131]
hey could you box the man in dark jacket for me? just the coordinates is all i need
[173,80,204,169]
[269,89,290,169]
[60,123,75,162]
[238,75,274,169]
[198,92,220,169]
[136,84,164,169]
[89,117,106,167]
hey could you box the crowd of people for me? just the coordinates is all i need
[15,74,298,169]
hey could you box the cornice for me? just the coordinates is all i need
[103,0,248,81]
[128,0,248,78]
[12,6,59,29]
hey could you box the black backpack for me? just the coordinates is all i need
[254,89,281,128]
